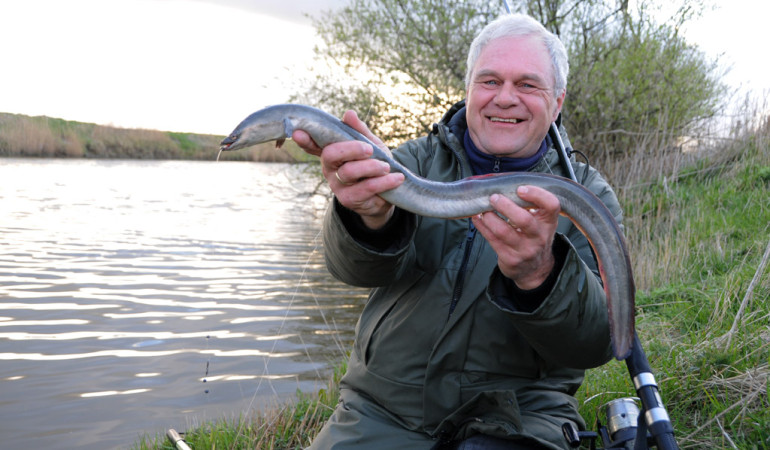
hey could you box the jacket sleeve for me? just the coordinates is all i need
[486,164,623,369]
[322,196,418,288]
[321,140,430,288]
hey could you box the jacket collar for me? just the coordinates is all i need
[437,99,552,175]
[439,99,468,142]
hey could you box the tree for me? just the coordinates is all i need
[292,0,499,145]
[556,0,725,161]
[295,0,724,162]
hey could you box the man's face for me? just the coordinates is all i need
[466,35,564,158]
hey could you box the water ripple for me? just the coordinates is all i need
[0,159,367,449]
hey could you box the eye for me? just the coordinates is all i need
[516,82,540,94]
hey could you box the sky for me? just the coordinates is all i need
[0,0,767,136]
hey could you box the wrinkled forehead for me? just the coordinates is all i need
[472,35,555,83]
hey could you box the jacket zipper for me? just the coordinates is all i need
[447,220,477,319]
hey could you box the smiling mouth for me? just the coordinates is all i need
[489,117,523,124]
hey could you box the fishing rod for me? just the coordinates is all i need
[498,1,678,448]
[166,429,192,450]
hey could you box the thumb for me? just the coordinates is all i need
[342,110,387,151]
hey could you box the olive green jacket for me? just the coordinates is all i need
[316,102,623,449]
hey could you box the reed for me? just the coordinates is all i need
[0,112,312,162]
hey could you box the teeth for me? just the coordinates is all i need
[490,117,522,123]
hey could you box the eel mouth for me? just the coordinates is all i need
[219,134,238,151]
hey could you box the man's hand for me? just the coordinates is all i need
[292,110,405,230]
[472,186,560,290]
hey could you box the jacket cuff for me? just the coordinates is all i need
[487,234,570,313]
[334,198,415,253]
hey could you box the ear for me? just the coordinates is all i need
[551,90,566,122]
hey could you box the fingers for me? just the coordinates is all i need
[341,110,388,151]
[332,162,404,230]
[318,127,403,225]
[291,109,404,229]
[515,185,560,217]
[322,138,372,172]
[290,109,382,158]
[331,153,391,189]
[291,130,322,157]
[472,186,560,289]
[497,185,560,234]
[293,109,387,160]
[474,186,559,238]
[335,170,353,186]
[317,115,395,194]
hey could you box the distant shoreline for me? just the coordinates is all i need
[0,112,311,163]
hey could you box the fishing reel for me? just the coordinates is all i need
[562,397,658,449]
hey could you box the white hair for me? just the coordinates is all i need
[465,14,569,95]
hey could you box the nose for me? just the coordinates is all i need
[494,81,521,108]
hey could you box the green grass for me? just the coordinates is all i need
[132,364,345,450]
[576,123,770,448]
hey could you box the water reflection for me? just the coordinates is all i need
[81,389,152,398]
[0,158,367,449]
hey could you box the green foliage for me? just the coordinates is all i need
[167,132,198,153]
[565,1,725,160]
[298,0,724,161]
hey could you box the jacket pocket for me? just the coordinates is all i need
[463,297,542,380]
[433,390,522,441]
[355,269,425,365]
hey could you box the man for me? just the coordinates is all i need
[294,13,623,450]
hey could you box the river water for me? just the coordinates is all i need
[0,158,367,449]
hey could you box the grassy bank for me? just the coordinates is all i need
[578,117,770,447]
[133,364,345,450]
[0,112,312,162]
[132,114,769,449]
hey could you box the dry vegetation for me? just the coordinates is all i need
[0,112,310,162]
[578,99,770,448]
